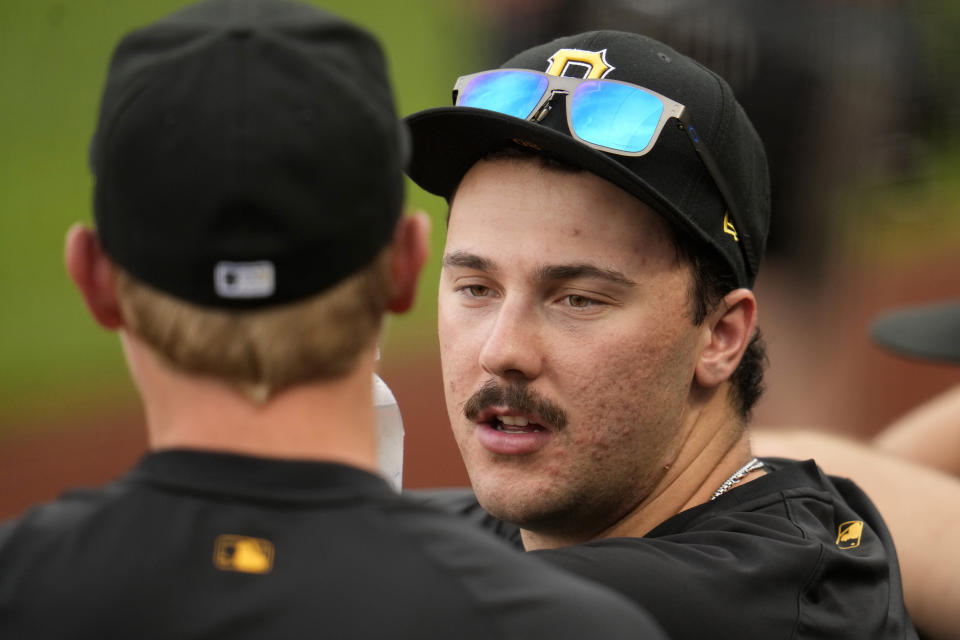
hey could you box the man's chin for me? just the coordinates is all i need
[471,478,564,529]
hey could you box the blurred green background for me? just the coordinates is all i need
[0,0,483,433]
[1,1,958,516]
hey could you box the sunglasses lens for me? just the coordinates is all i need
[458,70,549,120]
[570,80,665,153]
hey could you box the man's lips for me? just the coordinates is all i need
[472,408,553,455]
[474,407,554,431]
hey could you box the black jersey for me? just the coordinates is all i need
[417,458,918,640]
[0,450,665,640]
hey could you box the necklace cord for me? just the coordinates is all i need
[710,457,764,501]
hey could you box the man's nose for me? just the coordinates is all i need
[478,300,543,381]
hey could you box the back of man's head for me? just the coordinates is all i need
[86,0,410,399]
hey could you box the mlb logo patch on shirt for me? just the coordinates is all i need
[213,534,275,574]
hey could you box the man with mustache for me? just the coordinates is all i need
[407,30,917,638]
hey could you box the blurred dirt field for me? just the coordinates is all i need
[2,253,957,521]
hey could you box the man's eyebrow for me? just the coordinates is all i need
[536,264,636,287]
[442,253,635,287]
[442,251,494,273]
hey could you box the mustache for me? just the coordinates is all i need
[463,380,568,430]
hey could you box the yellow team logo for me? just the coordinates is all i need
[545,48,615,79]
[723,212,739,242]
[836,521,864,549]
[213,534,275,574]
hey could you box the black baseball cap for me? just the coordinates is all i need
[90,0,408,308]
[405,30,770,289]
[870,301,960,364]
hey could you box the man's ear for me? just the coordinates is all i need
[64,223,124,330]
[386,211,430,313]
[694,288,757,388]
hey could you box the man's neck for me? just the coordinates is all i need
[521,391,764,550]
[124,332,380,473]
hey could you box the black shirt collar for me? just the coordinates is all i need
[645,458,827,538]
[126,449,394,503]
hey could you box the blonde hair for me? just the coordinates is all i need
[114,248,393,402]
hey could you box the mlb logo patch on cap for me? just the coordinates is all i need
[214,261,276,299]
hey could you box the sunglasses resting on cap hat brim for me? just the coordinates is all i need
[404,30,771,290]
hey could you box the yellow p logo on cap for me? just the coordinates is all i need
[545,48,614,79]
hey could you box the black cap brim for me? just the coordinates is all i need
[870,302,960,364]
[406,106,712,250]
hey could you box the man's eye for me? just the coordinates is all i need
[463,285,490,297]
[567,294,591,308]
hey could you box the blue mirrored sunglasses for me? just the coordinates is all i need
[452,69,757,277]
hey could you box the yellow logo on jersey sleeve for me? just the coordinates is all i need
[836,521,864,549]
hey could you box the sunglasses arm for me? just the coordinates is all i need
[676,116,759,281]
